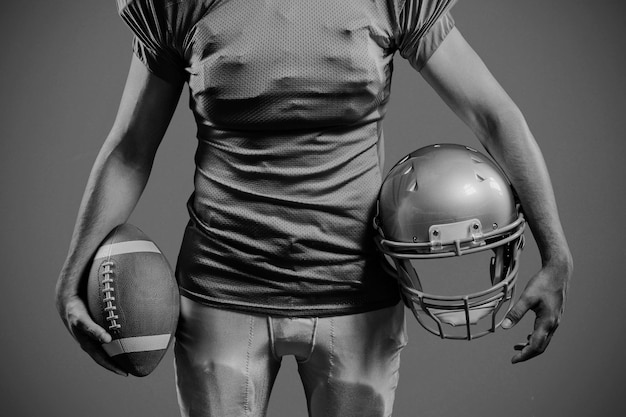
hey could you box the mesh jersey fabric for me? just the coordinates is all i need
[117,0,457,317]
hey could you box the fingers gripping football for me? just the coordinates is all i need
[59,294,128,376]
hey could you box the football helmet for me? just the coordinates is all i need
[374,144,526,340]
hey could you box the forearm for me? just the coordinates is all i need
[56,136,154,298]
[420,28,572,272]
[476,107,572,270]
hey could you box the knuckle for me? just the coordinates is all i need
[507,303,529,322]
[66,311,83,330]
[528,343,543,356]
[70,313,87,330]
[68,315,100,340]
[507,309,523,321]
[544,316,560,331]
[529,335,549,356]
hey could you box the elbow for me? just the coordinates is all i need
[473,101,529,149]
[100,130,157,176]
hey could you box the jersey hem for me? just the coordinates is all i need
[179,288,401,318]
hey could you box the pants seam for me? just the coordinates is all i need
[328,317,335,383]
[325,317,335,416]
[244,315,254,414]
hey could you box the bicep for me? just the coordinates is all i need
[419,27,524,143]
[107,54,184,162]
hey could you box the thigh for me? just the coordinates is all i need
[174,297,281,417]
[298,302,407,417]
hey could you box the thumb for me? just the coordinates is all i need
[502,297,531,330]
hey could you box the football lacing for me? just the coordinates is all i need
[101,261,121,331]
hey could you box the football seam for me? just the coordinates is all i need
[101,260,121,332]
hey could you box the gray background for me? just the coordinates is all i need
[1,1,624,416]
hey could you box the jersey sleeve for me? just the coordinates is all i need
[396,0,457,72]
[117,0,188,84]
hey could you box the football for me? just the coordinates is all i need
[87,223,179,377]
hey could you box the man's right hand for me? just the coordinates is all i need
[56,289,128,376]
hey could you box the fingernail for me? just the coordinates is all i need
[502,318,513,329]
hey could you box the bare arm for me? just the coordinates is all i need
[55,55,183,375]
[420,28,573,363]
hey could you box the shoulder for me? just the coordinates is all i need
[116,0,189,25]
[394,0,457,71]
[116,0,180,15]
[116,0,210,28]
[116,0,215,18]
[394,0,456,39]
[117,0,214,46]
[394,0,457,22]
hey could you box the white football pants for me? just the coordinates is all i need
[174,296,407,417]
